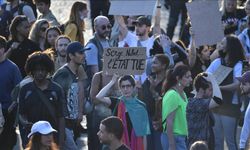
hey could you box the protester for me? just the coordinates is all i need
[7,15,41,77]
[188,33,211,79]
[54,35,71,70]
[64,1,88,45]
[186,72,223,149]
[236,71,250,150]
[97,116,130,150]
[206,35,245,150]
[25,121,59,150]
[138,54,169,150]
[161,65,192,150]
[33,0,59,26]
[18,51,65,148]
[53,41,88,150]
[0,35,22,149]
[44,26,62,53]
[88,71,121,150]
[85,15,112,77]
[96,74,151,150]
[29,19,50,50]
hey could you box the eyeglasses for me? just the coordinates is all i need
[101,24,112,30]
[121,84,132,89]
[40,27,47,32]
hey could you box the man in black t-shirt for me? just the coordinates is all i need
[98,116,130,150]
[18,51,65,148]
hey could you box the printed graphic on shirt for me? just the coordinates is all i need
[66,82,79,119]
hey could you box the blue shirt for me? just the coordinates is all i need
[0,59,22,109]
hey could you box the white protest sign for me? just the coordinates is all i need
[186,1,224,46]
[103,47,146,75]
[109,0,157,15]
[213,65,233,85]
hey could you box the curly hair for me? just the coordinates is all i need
[25,51,55,76]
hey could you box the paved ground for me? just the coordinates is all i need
[13,0,242,150]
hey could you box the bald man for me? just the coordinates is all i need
[84,15,112,150]
[85,16,111,76]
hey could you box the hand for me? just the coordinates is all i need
[111,73,120,83]
[148,75,158,92]
[159,34,173,48]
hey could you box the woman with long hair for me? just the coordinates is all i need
[139,54,170,150]
[44,26,62,54]
[161,64,192,150]
[206,35,245,150]
[29,19,50,50]
[25,121,58,150]
[64,1,88,45]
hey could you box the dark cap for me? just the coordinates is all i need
[133,16,151,27]
[66,41,90,54]
[236,71,250,83]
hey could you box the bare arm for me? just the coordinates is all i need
[152,0,161,36]
[220,80,240,92]
[166,110,177,150]
[90,72,102,105]
[188,38,197,68]
[96,74,119,106]
[116,15,129,42]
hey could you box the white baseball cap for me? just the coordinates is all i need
[27,121,57,138]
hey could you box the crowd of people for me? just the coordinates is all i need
[0,0,250,150]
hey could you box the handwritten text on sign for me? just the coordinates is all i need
[103,47,146,75]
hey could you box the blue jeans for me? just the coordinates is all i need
[213,113,238,150]
[161,132,187,150]
[64,128,78,150]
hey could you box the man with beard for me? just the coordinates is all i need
[117,4,161,83]
[54,35,71,70]
[98,116,130,150]
[53,41,88,149]
[85,15,111,77]
[18,51,65,148]
[7,15,41,77]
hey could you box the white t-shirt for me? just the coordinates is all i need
[118,31,155,83]
[85,39,109,67]
[206,58,242,104]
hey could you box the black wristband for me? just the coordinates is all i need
[157,6,161,8]
[213,96,223,105]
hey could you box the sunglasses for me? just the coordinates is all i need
[40,27,47,32]
[101,24,112,30]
